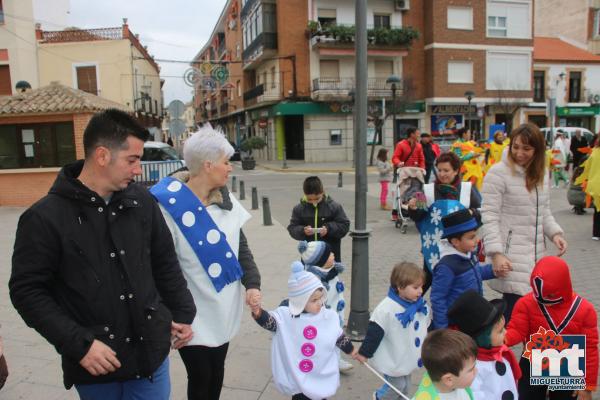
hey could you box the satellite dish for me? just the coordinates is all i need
[167,100,185,119]
[168,119,187,139]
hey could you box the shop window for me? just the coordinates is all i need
[0,123,75,169]
[533,70,545,102]
[568,71,582,103]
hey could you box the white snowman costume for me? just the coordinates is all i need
[471,358,518,400]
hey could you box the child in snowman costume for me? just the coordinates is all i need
[354,261,430,400]
[250,261,356,400]
[297,240,352,373]
[448,290,520,400]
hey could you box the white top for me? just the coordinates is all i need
[471,358,518,400]
[310,265,345,324]
[438,389,472,400]
[160,192,251,347]
[270,306,342,399]
[370,297,431,377]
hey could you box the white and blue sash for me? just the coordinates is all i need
[151,177,243,292]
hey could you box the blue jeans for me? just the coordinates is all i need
[75,358,170,400]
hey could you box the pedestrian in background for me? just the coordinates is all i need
[575,134,600,240]
[9,109,196,400]
[420,133,440,183]
[288,176,350,262]
[551,132,569,188]
[151,125,262,400]
[376,148,393,210]
[481,123,567,323]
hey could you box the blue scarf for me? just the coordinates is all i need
[387,287,428,328]
[151,177,243,292]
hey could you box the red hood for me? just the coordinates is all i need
[530,256,574,306]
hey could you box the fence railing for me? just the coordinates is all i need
[136,160,186,186]
[41,27,123,43]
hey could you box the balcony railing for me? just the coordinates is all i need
[41,27,123,43]
[242,32,277,62]
[307,23,419,48]
[243,84,264,101]
[312,77,398,95]
[220,102,229,114]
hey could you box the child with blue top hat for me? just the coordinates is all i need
[430,209,509,329]
[354,261,430,399]
[298,240,352,373]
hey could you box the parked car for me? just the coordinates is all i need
[137,141,185,185]
[540,127,595,149]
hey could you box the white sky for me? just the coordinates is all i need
[33,0,228,105]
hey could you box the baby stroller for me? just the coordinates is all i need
[392,166,425,233]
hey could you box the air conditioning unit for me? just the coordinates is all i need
[395,0,410,11]
[588,93,600,104]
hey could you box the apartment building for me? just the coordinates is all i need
[523,36,600,131]
[36,20,163,129]
[194,0,535,162]
[535,0,600,54]
[0,0,39,95]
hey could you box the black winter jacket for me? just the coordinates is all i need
[9,161,196,388]
[287,195,350,261]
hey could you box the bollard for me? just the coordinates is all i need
[251,187,259,210]
[231,176,237,192]
[338,171,343,187]
[239,180,246,200]
[262,196,273,226]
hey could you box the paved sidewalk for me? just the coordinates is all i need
[257,160,378,174]
[0,170,599,399]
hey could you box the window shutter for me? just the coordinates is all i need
[0,65,11,95]
[374,60,393,78]
[320,60,339,78]
[76,66,98,95]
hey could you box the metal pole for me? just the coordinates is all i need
[468,98,472,133]
[251,187,259,210]
[231,176,237,193]
[338,171,343,188]
[239,180,246,200]
[347,0,371,341]
[391,85,398,184]
[282,145,288,169]
[262,196,273,226]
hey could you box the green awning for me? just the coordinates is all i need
[556,105,600,117]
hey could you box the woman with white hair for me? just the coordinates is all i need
[150,125,261,400]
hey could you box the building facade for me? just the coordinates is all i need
[193,0,535,162]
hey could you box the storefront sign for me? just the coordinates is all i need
[556,105,600,116]
[431,105,476,114]
[431,114,463,136]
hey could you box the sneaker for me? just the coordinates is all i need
[339,358,354,373]
[593,237,600,241]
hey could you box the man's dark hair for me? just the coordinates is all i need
[420,132,431,138]
[405,127,418,137]
[456,127,468,139]
[422,329,478,382]
[83,109,150,158]
[303,176,324,195]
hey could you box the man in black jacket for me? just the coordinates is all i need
[9,109,196,399]
[570,129,590,168]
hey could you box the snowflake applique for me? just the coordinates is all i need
[430,207,442,226]
[432,227,444,246]
[423,232,432,249]
[428,252,440,267]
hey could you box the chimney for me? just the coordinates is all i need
[122,17,129,38]
[35,23,43,41]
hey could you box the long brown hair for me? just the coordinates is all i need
[508,123,546,192]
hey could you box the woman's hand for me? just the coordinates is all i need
[246,288,261,307]
[552,234,568,256]
[492,253,512,277]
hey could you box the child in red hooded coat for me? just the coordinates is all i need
[505,256,598,400]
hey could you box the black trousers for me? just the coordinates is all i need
[518,357,575,400]
[179,343,229,400]
[422,261,433,294]
[593,209,600,238]
[292,394,324,400]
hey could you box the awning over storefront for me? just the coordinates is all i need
[556,105,600,117]
[249,101,426,119]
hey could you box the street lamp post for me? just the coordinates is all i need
[386,75,401,145]
[464,90,475,135]
[346,0,370,341]
[348,89,356,169]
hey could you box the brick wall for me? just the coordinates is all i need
[277,0,310,97]
[73,113,93,159]
[0,169,58,206]
[402,0,427,100]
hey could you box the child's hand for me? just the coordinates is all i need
[249,303,261,317]
[246,289,261,307]
[352,350,368,364]
[304,226,313,236]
